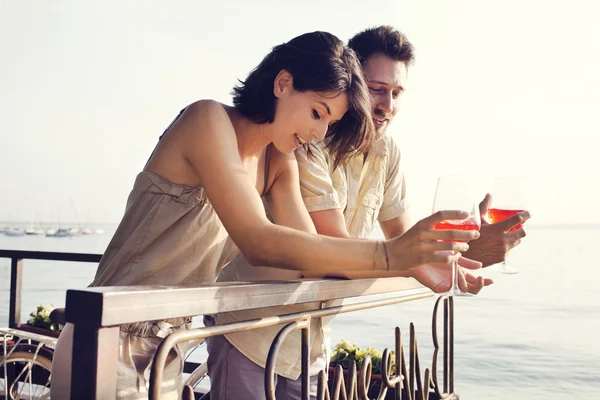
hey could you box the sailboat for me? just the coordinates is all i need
[47,228,71,237]
[3,219,26,236]
[25,219,45,235]
[46,209,69,237]
[80,211,101,235]
[4,227,26,237]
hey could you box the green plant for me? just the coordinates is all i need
[330,340,395,375]
[27,304,62,332]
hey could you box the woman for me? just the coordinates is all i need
[51,31,478,399]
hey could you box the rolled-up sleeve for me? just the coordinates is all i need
[378,137,408,221]
[295,143,341,212]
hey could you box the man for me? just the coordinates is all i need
[296,25,529,273]
[208,26,525,399]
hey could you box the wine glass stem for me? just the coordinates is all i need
[452,260,459,292]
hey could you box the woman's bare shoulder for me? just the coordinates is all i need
[170,100,236,145]
[186,99,226,113]
[145,100,237,186]
[184,100,230,126]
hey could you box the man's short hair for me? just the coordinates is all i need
[348,25,415,66]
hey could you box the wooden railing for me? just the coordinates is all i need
[1,249,457,400]
[0,249,102,329]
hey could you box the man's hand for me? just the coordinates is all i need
[463,194,531,267]
[410,256,493,295]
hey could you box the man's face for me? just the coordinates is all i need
[363,53,408,135]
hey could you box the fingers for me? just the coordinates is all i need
[424,229,480,242]
[459,270,494,295]
[499,211,531,232]
[506,239,522,251]
[424,210,470,227]
[470,276,485,295]
[479,194,492,220]
[457,256,483,270]
[456,269,476,293]
[506,227,527,241]
[422,240,470,254]
[464,271,494,286]
[428,251,462,265]
[460,275,487,295]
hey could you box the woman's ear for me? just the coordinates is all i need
[273,69,294,98]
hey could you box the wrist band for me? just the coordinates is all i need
[373,241,380,271]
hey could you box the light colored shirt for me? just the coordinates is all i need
[297,134,408,239]
[215,251,328,380]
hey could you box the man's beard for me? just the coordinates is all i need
[373,109,389,136]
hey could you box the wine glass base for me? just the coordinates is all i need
[438,288,475,297]
[500,267,520,274]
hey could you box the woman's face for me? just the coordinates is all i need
[271,70,349,153]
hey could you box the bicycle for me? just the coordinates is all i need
[1,308,210,400]
[0,327,56,400]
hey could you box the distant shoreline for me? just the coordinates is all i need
[524,223,600,230]
[2,221,599,231]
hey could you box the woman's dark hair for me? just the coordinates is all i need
[233,31,374,168]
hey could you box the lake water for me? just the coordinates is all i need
[1,224,598,399]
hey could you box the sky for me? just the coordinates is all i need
[1,0,598,226]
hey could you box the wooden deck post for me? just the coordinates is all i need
[70,324,120,399]
[8,257,23,329]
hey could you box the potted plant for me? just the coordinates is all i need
[22,304,63,338]
[328,340,397,399]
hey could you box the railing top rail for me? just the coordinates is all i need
[66,278,428,327]
[0,249,102,263]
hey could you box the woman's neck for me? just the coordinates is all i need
[225,106,273,160]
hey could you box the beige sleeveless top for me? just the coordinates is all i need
[90,170,241,288]
[91,108,271,294]
[84,110,274,396]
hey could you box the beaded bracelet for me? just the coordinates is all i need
[382,241,390,271]
[373,241,380,271]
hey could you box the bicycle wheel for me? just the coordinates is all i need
[0,344,53,400]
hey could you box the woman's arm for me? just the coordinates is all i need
[176,100,477,273]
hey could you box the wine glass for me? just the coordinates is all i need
[432,175,481,297]
[486,176,527,274]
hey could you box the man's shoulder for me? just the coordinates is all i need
[382,134,400,149]
[382,134,401,159]
[309,140,331,154]
[295,140,333,164]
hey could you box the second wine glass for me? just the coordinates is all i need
[486,176,527,274]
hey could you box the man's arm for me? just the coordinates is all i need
[265,150,317,233]
[309,209,352,238]
[379,213,411,240]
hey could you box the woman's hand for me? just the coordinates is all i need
[386,210,480,272]
[410,256,493,295]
